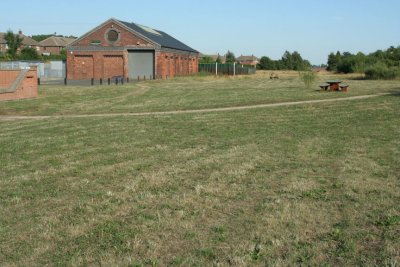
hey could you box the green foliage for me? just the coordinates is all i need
[327,52,341,72]
[199,56,213,64]
[364,63,400,80]
[225,50,236,64]
[299,70,317,89]
[281,51,310,71]
[215,55,222,64]
[4,30,23,60]
[31,34,54,42]
[0,52,11,60]
[327,46,400,79]
[258,56,276,70]
[19,47,40,60]
[42,49,67,61]
[257,51,310,70]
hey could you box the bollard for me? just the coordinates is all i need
[115,77,118,85]
[37,78,40,85]
[91,78,94,86]
[64,78,67,86]
[121,77,124,85]
[137,76,140,81]
[126,77,129,83]
[100,78,102,85]
[144,75,146,80]
[108,78,111,85]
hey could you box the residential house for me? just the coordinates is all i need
[40,36,76,55]
[237,55,260,66]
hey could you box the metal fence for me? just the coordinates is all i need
[0,60,66,78]
[198,63,256,76]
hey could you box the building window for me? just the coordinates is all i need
[105,29,120,44]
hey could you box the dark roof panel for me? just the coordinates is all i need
[118,20,198,53]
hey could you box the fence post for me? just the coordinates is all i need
[91,78,94,86]
[37,78,40,85]
[100,78,102,85]
[64,78,67,85]
[215,62,218,76]
[234,62,236,76]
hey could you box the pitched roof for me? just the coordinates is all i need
[117,19,198,53]
[0,32,40,46]
[40,36,76,47]
[237,55,259,61]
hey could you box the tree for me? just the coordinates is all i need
[199,56,213,64]
[258,56,276,70]
[281,51,293,70]
[4,30,23,60]
[225,50,236,64]
[215,55,222,64]
[19,47,40,60]
[327,51,341,72]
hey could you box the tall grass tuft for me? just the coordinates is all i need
[299,70,317,89]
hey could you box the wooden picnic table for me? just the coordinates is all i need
[326,80,342,91]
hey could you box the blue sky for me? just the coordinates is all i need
[1,0,399,64]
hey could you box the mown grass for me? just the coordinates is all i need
[0,71,399,116]
[0,73,399,265]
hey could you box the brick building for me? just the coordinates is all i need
[40,36,76,55]
[237,55,260,66]
[66,18,199,80]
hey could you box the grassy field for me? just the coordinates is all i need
[0,72,399,266]
[0,71,399,116]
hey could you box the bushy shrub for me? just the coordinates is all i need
[19,47,40,60]
[364,63,400,80]
[299,70,317,89]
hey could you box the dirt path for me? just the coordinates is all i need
[0,93,390,121]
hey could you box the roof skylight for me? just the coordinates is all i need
[137,24,162,36]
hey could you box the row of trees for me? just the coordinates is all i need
[199,51,236,64]
[200,50,312,71]
[258,51,311,71]
[327,46,400,79]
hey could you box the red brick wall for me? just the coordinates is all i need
[156,52,198,79]
[0,67,38,101]
[41,46,63,55]
[67,51,128,80]
[68,50,198,80]
[74,22,151,47]
[103,55,124,78]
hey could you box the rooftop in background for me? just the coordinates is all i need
[0,31,40,46]
[237,55,260,61]
[39,36,76,47]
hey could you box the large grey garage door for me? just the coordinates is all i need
[128,51,154,79]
